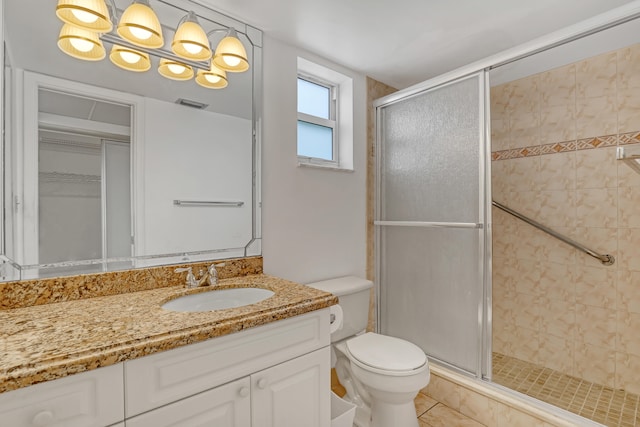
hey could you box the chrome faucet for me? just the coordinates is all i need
[175,263,226,288]
[174,267,198,288]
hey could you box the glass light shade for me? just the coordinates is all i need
[171,12,212,61]
[195,63,228,89]
[117,0,164,49]
[58,24,106,61]
[56,0,113,33]
[213,29,249,72]
[158,58,194,81]
[109,46,150,72]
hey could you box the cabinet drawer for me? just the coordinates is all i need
[126,377,250,427]
[0,364,124,427]
[125,308,329,417]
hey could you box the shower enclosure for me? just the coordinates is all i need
[374,7,640,427]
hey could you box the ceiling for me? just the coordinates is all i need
[197,0,636,89]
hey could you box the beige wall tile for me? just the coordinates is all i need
[459,386,499,427]
[575,188,617,228]
[513,292,541,330]
[541,64,576,107]
[538,226,577,265]
[540,298,576,338]
[576,95,617,139]
[576,147,618,189]
[513,223,542,261]
[617,269,640,314]
[618,186,640,228]
[574,342,616,387]
[615,352,640,394]
[509,75,540,113]
[491,118,510,152]
[422,374,460,410]
[496,404,547,427]
[617,227,640,271]
[575,304,616,348]
[504,156,542,192]
[576,52,616,99]
[617,310,640,356]
[509,191,542,222]
[575,266,617,309]
[539,333,574,375]
[540,104,576,145]
[617,45,640,133]
[511,327,540,364]
[513,258,541,296]
[490,83,511,121]
[539,152,576,190]
[538,261,575,302]
[537,190,576,227]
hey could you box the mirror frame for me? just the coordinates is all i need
[0,0,263,281]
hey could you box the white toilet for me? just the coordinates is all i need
[308,276,430,427]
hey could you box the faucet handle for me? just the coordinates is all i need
[207,262,225,286]
[175,267,198,288]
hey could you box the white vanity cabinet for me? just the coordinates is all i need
[125,348,329,427]
[0,308,331,427]
[0,364,124,427]
[124,308,331,427]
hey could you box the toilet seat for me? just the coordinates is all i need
[346,333,427,375]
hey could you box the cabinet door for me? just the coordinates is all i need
[126,377,250,427]
[252,347,330,427]
[0,364,124,427]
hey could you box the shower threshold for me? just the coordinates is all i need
[492,353,640,427]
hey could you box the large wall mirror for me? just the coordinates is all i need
[0,0,263,281]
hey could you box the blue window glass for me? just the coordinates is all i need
[297,121,333,160]
[298,78,330,119]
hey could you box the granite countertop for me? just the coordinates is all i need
[0,274,338,394]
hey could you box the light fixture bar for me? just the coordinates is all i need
[101,32,211,71]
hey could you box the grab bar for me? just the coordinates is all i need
[173,200,244,207]
[492,201,615,266]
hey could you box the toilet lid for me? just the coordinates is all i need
[346,333,427,372]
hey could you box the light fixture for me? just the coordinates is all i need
[56,0,113,33]
[196,62,228,89]
[212,28,249,72]
[171,11,211,61]
[158,58,194,81]
[109,45,150,72]
[58,23,106,61]
[117,0,164,49]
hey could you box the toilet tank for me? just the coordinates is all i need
[306,276,373,342]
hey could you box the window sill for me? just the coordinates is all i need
[297,158,354,172]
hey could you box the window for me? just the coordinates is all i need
[297,76,337,164]
[297,57,353,171]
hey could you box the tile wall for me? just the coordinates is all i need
[491,43,640,394]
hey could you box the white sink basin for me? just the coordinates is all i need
[162,287,275,312]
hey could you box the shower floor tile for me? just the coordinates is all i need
[493,353,640,427]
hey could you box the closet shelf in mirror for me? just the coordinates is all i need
[39,172,101,183]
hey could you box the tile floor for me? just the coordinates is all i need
[493,353,640,427]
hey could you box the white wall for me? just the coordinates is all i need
[261,36,367,284]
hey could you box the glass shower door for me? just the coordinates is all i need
[376,72,490,376]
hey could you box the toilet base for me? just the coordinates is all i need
[370,399,419,427]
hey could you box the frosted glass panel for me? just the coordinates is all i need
[297,121,333,160]
[380,226,481,373]
[377,73,486,377]
[380,77,480,223]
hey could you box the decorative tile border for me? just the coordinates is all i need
[492,133,630,160]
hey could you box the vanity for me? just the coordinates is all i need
[0,271,338,427]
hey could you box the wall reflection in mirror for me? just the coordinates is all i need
[1,0,263,281]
